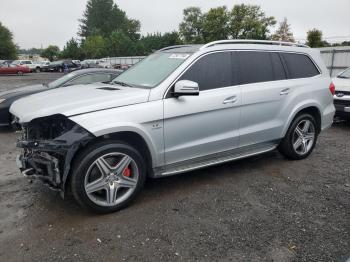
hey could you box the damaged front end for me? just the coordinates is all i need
[15,114,94,197]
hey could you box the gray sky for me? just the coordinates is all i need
[0,0,349,49]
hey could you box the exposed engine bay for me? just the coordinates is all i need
[15,114,94,197]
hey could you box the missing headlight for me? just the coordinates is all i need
[26,114,76,140]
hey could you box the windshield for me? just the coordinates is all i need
[48,73,75,88]
[112,52,191,88]
[338,68,350,79]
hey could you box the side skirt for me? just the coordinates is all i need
[152,141,279,178]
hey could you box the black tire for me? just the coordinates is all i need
[35,67,41,73]
[278,113,318,160]
[70,140,147,213]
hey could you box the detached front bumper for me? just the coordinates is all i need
[16,124,94,196]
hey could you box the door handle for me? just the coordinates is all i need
[280,88,290,96]
[223,96,237,104]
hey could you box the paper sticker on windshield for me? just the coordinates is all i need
[169,54,190,59]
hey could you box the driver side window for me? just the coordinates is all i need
[179,52,233,91]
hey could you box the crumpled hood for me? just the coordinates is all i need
[10,83,150,123]
[333,77,350,92]
[0,84,45,98]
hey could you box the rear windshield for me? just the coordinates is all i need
[112,52,191,88]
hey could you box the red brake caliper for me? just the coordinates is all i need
[123,166,131,177]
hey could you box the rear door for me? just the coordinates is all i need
[237,51,289,147]
[163,52,241,166]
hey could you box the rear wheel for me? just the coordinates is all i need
[278,114,318,160]
[71,141,146,213]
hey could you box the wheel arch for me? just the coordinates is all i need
[75,127,157,171]
[282,102,322,137]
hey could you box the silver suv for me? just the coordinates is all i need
[11,40,335,213]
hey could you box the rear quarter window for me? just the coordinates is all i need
[281,53,320,79]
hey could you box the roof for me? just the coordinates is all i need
[159,45,202,53]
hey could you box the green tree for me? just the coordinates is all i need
[0,22,17,59]
[271,18,294,42]
[79,0,140,41]
[202,7,230,42]
[82,35,106,58]
[229,4,276,40]
[106,31,136,57]
[41,45,60,61]
[140,32,182,54]
[179,4,276,43]
[61,38,84,60]
[306,29,326,48]
[179,7,204,44]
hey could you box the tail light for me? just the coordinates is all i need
[329,82,335,95]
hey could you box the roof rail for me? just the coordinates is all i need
[200,40,309,49]
[158,45,193,52]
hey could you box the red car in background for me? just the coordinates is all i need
[0,64,31,75]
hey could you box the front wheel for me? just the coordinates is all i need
[71,141,147,213]
[278,114,318,160]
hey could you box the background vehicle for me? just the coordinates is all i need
[81,59,103,69]
[333,67,350,120]
[10,40,335,213]
[0,64,31,75]
[32,61,50,73]
[48,60,80,72]
[0,68,122,127]
[11,60,36,72]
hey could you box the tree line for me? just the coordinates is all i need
[1,0,349,61]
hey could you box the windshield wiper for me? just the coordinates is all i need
[338,76,350,79]
[111,81,133,87]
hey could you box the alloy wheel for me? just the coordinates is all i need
[84,152,139,207]
[292,119,316,155]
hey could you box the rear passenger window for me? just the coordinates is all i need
[271,53,287,80]
[281,53,320,79]
[179,52,232,91]
[236,51,275,85]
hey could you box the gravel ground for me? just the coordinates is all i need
[0,73,349,262]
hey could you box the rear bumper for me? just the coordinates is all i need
[0,106,10,126]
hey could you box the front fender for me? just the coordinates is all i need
[69,101,164,168]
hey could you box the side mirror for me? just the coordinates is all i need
[173,80,199,97]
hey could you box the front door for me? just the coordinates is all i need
[163,52,241,166]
